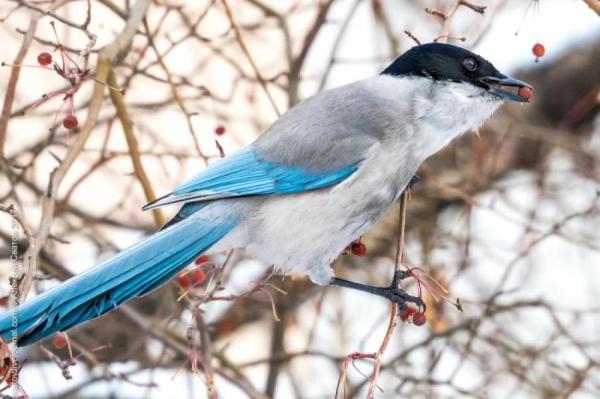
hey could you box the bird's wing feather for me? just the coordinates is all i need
[143,79,383,210]
[143,146,361,210]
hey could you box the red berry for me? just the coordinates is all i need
[63,114,78,129]
[192,269,206,286]
[350,242,367,257]
[177,272,190,289]
[400,306,417,322]
[215,125,226,136]
[412,312,426,326]
[195,255,209,265]
[518,86,533,101]
[52,333,67,349]
[532,43,545,60]
[177,267,205,289]
[37,52,52,66]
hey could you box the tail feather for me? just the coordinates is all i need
[0,215,234,346]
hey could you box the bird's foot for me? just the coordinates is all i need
[377,284,426,312]
[329,270,426,312]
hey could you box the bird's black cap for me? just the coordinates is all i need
[382,43,532,102]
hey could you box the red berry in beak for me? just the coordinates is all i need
[532,43,545,62]
[37,52,52,66]
[215,125,226,135]
[350,242,367,257]
[412,312,426,326]
[518,86,533,101]
[63,114,78,129]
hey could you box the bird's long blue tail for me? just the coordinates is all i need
[0,214,234,346]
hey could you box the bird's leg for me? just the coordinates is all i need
[330,270,426,311]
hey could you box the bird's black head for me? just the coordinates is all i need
[382,43,532,103]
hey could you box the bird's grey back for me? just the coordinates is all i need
[255,78,409,172]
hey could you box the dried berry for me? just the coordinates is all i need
[412,312,426,326]
[532,43,545,62]
[52,333,67,349]
[518,86,533,101]
[350,242,367,257]
[63,114,78,129]
[37,52,52,66]
[215,125,226,136]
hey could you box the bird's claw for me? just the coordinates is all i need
[383,270,426,312]
[381,285,426,312]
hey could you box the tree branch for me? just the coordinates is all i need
[108,71,165,228]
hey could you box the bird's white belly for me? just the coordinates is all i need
[213,151,417,285]
[247,190,375,284]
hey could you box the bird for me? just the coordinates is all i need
[0,43,531,346]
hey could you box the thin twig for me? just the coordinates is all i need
[436,0,485,43]
[0,6,44,158]
[195,311,218,399]
[220,0,280,116]
[142,18,208,161]
[404,30,421,45]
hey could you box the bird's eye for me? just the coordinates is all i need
[463,58,477,71]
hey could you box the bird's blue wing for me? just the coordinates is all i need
[143,78,392,211]
[143,145,360,210]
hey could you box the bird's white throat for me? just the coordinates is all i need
[369,75,502,160]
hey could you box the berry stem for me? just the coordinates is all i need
[24,90,65,114]
[90,76,124,93]
[1,62,54,70]
[67,95,74,115]
[51,97,68,127]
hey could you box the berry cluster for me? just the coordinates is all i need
[2,22,121,133]
[176,255,209,290]
[34,45,83,130]
[400,306,426,326]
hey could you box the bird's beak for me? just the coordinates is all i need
[479,75,533,103]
